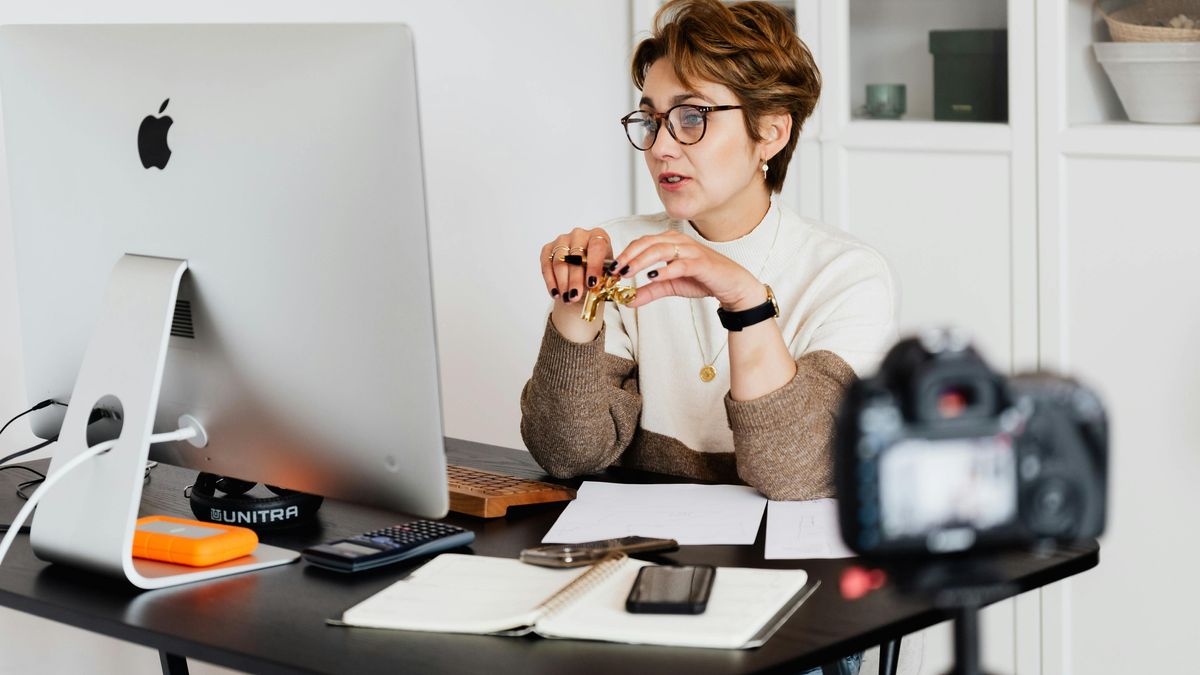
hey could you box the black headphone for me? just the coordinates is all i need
[188,472,323,531]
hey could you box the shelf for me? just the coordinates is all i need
[1065,1,1125,125]
[1061,123,1200,160]
[835,119,1012,153]
[849,0,1008,122]
[1061,0,1200,127]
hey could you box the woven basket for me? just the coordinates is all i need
[1100,0,1200,42]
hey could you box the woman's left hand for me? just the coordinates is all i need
[613,231,765,311]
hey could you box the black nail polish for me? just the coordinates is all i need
[605,260,618,273]
[648,270,658,279]
[587,276,597,288]
[570,288,579,299]
[562,293,570,304]
[550,288,559,297]
[618,265,630,276]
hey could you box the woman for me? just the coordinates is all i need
[522,0,897,502]
[523,0,897,499]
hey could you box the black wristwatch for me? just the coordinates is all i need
[717,284,780,332]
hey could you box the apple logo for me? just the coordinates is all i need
[138,99,173,169]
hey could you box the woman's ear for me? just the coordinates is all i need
[759,113,791,161]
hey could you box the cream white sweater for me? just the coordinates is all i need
[597,198,899,457]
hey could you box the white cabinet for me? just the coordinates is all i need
[821,2,1035,669]
[1042,158,1200,675]
[1037,3,1200,674]
[813,0,1038,376]
[629,0,1199,673]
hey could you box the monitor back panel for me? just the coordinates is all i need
[0,24,448,517]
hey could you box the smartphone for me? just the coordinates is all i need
[519,536,678,568]
[625,564,716,614]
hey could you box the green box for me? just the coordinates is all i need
[929,29,1008,122]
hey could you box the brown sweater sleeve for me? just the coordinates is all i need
[724,349,857,501]
[519,316,642,478]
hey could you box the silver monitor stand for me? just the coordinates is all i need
[31,255,296,589]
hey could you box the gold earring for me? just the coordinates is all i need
[761,162,769,176]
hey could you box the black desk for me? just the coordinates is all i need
[0,438,1099,675]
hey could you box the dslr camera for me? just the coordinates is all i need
[835,329,1107,558]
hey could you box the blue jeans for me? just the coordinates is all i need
[798,651,863,675]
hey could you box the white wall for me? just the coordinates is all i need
[0,1,632,673]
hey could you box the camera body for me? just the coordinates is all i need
[835,330,1107,558]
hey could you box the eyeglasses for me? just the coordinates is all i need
[620,104,743,151]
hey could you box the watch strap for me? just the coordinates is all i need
[717,285,779,332]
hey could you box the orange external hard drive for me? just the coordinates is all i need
[132,515,258,567]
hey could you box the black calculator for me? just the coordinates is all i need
[301,520,475,573]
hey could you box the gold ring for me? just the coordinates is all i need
[589,235,610,244]
[549,245,570,262]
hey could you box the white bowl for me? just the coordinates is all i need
[1094,41,1200,124]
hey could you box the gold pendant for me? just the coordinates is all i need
[699,365,717,382]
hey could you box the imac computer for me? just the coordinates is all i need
[0,23,447,587]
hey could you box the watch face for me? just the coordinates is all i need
[766,285,780,317]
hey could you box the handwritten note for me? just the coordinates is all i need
[541,481,767,546]
[764,499,856,560]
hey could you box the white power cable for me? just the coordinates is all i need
[0,424,199,566]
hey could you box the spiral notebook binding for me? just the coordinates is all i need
[535,552,629,618]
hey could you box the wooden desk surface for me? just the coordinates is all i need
[0,438,1099,675]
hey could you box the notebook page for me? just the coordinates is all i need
[338,554,587,635]
[535,563,810,649]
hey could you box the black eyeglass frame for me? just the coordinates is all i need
[619,104,743,151]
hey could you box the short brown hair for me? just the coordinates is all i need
[631,0,821,193]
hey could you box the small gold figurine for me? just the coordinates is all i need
[581,274,637,322]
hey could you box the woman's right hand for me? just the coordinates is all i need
[540,227,612,342]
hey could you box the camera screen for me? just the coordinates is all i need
[879,435,1016,540]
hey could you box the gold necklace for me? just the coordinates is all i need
[688,200,784,382]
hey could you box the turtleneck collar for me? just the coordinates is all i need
[672,195,783,268]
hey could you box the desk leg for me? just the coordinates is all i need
[879,637,902,675]
[160,652,189,675]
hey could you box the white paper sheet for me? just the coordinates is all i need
[541,481,767,546]
[764,498,856,560]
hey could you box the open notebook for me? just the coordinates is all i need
[330,553,817,650]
